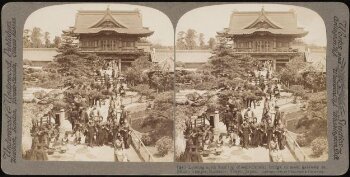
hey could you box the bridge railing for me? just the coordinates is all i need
[285,131,308,162]
[130,130,155,162]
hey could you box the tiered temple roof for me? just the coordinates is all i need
[218,8,308,37]
[71,7,154,36]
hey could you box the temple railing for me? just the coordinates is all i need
[231,48,299,53]
[79,47,144,53]
[130,129,155,162]
[285,131,308,162]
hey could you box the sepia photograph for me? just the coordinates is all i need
[175,4,327,163]
[22,3,174,162]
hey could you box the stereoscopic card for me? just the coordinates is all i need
[1,1,349,175]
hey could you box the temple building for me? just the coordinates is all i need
[69,7,154,72]
[217,7,308,71]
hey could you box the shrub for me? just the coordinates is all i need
[155,136,174,157]
[296,134,309,147]
[141,134,153,146]
[310,137,328,157]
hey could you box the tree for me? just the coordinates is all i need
[176,31,186,50]
[208,51,258,80]
[286,85,306,103]
[302,65,326,92]
[199,33,205,49]
[45,30,103,83]
[53,36,62,48]
[185,29,197,50]
[142,91,174,143]
[44,32,51,48]
[30,27,43,48]
[208,37,216,50]
[278,55,306,86]
[296,91,327,144]
[23,29,32,48]
[214,36,229,52]
[124,56,152,86]
[130,84,155,101]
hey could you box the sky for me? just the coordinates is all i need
[24,3,327,47]
[176,4,327,47]
[24,3,174,46]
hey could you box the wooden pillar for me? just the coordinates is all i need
[273,60,277,71]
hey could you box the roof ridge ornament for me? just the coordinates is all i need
[243,7,282,29]
[89,7,127,29]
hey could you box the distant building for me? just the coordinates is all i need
[68,7,154,72]
[175,50,213,70]
[218,7,309,71]
[23,48,57,67]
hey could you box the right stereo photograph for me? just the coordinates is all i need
[174,4,327,163]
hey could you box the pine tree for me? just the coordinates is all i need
[44,32,51,48]
[176,31,186,50]
[199,33,205,49]
[30,27,43,48]
[46,30,102,86]
[23,29,32,48]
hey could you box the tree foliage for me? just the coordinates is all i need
[124,56,152,86]
[46,31,103,80]
[23,29,31,48]
[176,31,187,50]
[30,27,43,48]
[44,32,51,48]
[296,91,327,143]
[141,91,174,142]
[278,55,306,85]
[199,33,206,49]
[23,28,62,48]
[184,29,197,50]
[130,84,155,100]
[208,37,216,50]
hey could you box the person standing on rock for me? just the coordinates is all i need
[244,107,255,123]
[266,118,275,147]
[269,135,282,162]
[275,121,286,150]
[87,120,96,147]
[241,121,251,149]
[263,97,271,116]
[274,106,282,127]
[250,117,260,147]
[236,109,243,129]
[90,106,101,122]
[120,105,127,124]
[223,108,231,132]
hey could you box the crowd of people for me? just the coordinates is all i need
[25,64,133,161]
[182,62,287,162]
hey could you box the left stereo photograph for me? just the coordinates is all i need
[22,3,175,162]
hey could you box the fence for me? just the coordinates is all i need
[285,131,308,162]
[130,130,155,162]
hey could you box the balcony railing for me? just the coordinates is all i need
[232,48,299,53]
[79,47,144,53]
